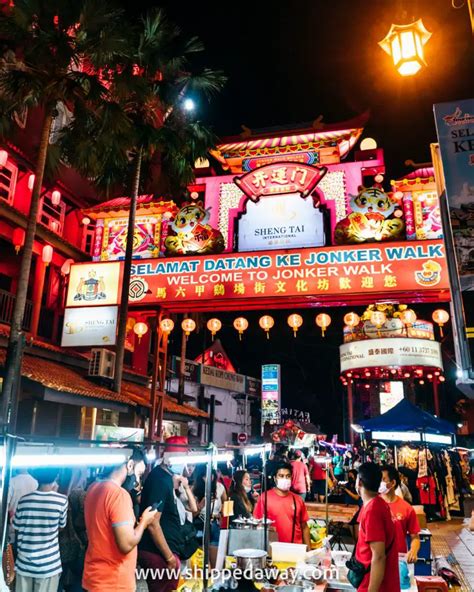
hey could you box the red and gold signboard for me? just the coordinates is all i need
[234,162,327,200]
[119,239,449,309]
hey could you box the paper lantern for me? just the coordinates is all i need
[160,318,174,334]
[41,245,53,266]
[432,309,449,336]
[82,216,91,226]
[181,318,196,337]
[51,190,61,206]
[360,138,377,151]
[374,173,384,184]
[259,315,274,339]
[400,309,417,325]
[207,318,222,340]
[12,228,25,254]
[316,313,331,337]
[60,258,74,276]
[28,173,35,190]
[344,312,360,328]
[287,313,303,337]
[133,321,148,343]
[370,310,386,328]
[379,19,432,77]
[233,317,248,340]
[0,149,8,167]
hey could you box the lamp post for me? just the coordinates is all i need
[379,19,432,76]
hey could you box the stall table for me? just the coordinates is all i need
[305,503,359,524]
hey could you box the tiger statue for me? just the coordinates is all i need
[334,187,405,244]
[165,202,225,255]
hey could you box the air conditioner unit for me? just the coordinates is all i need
[88,348,116,379]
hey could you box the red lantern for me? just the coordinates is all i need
[13,228,25,254]
[432,309,449,336]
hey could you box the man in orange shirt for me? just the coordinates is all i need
[380,465,420,563]
[83,449,157,592]
[254,462,310,547]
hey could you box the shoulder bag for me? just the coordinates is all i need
[346,535,394,589]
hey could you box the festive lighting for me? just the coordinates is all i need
[181,318,196,337]
[82,216,91,226]
[360,138,377,151]
[364,384,370,389]
[207,318,222,340]
[133,322,148,343]
[287,313,303,337]
[394,191,404,199]
[12,228,25,254]
[434,370,440,376]
[427,374,433,379]
[218,183,244,247]
[370,310,386,328]
[233,317,249,340]
[160,318,174,334]
[318,171,347,221]
[344,312,360,328]
[28,173,35,190]
[315,313,331,337]
[432,309,449,336]
[400,309,417,325]
[259,315,274,339]
[0,149,8,166]
[439,376,445,382]
[419,379,425,385]
[404,372,410,378]
[374,173,384,184]
[379,19,432,76]
[41,245,53,266]
[51,190,61,206]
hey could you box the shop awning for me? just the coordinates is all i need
[0,348,208,420]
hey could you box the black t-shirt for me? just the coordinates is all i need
[139,465,182,556]
[230,493,252,523]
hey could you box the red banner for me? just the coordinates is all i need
[124,239,449,309]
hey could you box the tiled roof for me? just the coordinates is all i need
[0,348,208,419]
[83,195,178,217]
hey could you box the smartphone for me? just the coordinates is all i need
[151,500,163,512]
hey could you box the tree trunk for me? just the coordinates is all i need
[1,109,54,428]
[114,148,143,392]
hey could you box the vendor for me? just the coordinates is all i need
[254,462,310,548]
[229,470,257,524]
[380,465,421,563]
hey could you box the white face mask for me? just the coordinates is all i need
[244,485,252,493]
[378,482,390,495]
[276,478,292,492]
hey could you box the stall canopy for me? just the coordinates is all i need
[357,398,455,444]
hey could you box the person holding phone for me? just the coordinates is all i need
[82,448,157,592]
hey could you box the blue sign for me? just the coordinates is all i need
[434,99,474,291]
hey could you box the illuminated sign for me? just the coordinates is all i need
[340,338,443,372]
[238,193,325,252]
[61,306,118,347]
[234,162,327,200]
[95,216,162,261]
[125,239,449,306]
[379,381,404,414]
[261,364,280,431]
[67,262,121,307]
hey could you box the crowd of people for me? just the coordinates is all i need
[3,440,433,592]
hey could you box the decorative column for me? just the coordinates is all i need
[30,257,47,337]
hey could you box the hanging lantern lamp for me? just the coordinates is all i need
[287,313,303,337]
[378,19,432,77]
[432,309,449,336]
[0,149,8,167]
[42,245,53,266]
[28,173,35,190]
[160,318,174,335]
[344,312,360,329]
[233,317,249,340]
[181,318,196,338]
[133,321,148,343]
[207,318,222,341]
[315,313,331,337]
[12,228,25,254]
[51,190,61,206]
[370,310,386,328]
[259,315,274,339]
[400,309,417,325]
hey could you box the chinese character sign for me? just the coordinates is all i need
[97,216,162,261]
[234,162,327,200]
[434,99,474,290]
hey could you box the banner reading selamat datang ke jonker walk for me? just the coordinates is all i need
[434,98,474,291]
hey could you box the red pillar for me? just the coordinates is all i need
[347,382,354,444]
[30,258,46,337]
[433,378,440,417]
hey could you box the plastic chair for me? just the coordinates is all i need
[415,575,449,592]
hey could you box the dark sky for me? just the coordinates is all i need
[126,0,472,434]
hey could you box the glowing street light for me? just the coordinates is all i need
[183,98,195,112]
[379,19,432,76]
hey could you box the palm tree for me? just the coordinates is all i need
[0,0,130,427]
[61,9,225,393]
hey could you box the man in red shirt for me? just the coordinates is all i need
[290,451,311,500]
[354,463,399,592]
[380,465,420,563]
[309,455,327,502]
[254,462,310,547]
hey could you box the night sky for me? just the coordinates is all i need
[125,0,472,434]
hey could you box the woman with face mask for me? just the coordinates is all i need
[253,462,311,548]
[229,470,256,524]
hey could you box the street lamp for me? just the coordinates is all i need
[379,19,432,76]
[183,98,195,112]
